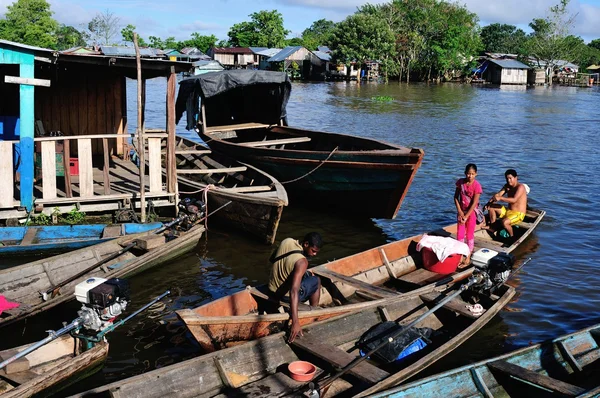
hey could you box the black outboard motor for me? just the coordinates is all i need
[177,197,206,230]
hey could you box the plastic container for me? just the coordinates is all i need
[471,248,499,268]
[288,361,316,382]
[69,158,79,176]
[421,247,461,274]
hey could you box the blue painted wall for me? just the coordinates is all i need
[0,45,35,210]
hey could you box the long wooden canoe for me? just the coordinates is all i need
[176,208,545,352]
[369,322,600,398]
[0,336,108,398]
[170,136,288,244]
[0,223,204,329]
[176,70,424,219]
[68,283,515,398]
[0,222,163,258]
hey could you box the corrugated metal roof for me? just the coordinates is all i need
[488,59,530,69]
[0,39,53,53]
[100,46,162,57]
[212,47,253,54]
[312,51,331,61]
[254,48,281,57]
[192,60,224,69]
[249,47,268,54]
[267,46,303,62]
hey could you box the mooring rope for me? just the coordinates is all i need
[278,146,339,185]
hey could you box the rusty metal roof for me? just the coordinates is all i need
[211,47,253,54]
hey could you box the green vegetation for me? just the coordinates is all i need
[1,0,599,80]
[31,212,51,225]
[372,96,394,102]
[61,207,86,225]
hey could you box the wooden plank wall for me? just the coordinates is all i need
[0,141,14,208]
[34,67,126,156]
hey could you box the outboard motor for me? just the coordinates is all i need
[471,250,515,294]
[177,197,206,230]
[74,277,130,332]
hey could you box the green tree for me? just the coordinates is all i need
[148,36,164,48]
[86,9,121,45]
[301,19,335,50]
[180,33,218,52]
[286,37,304,46]
[480,23,527,53]
[589,39,600,51]
[56,24,87,50]
[0,0,58,48]
[329,13,395,75]
[524,0,577,83]
[228,10,290,48]
[121,24,147,46]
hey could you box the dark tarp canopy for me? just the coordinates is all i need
[175,70,292,130]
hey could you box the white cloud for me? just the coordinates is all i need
[276,0,388,12]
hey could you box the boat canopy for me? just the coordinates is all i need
[176,70,292,130]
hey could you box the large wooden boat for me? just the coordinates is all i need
[68,283,515,398]
[176,208,545,352]
[175,70,424,219]
[0,223,204,329]
[172,136,287,244]
[369,322,600,398]
[0,222,162,257]
[0,335,108,398]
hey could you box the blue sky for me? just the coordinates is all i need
[1,0,600,43]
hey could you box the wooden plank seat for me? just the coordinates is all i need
[248,287,313,311]
[419,291,484,320]
[396,268,449,287]
[101,225,122,239]
[174,149,211,155]
[206,122,271,133]
[218,186,272,193]
[239,137,311,147]
[292,331,390,384]
[20,228,37,246]
[311,269,398,298]
[176,166,247,174]
[488,360,586,396]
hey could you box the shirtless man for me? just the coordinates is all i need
[485,169,527,237]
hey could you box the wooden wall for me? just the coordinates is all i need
[34,66,127,155]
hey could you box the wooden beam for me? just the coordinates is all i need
[4,75,51,87]
[379,248,396,279]
[148,137,162,193]
[41,141,57,199]
[176,167,247,174]
[205,122,270,133]
[20,228,37,246]
[166,69,177,195]
[63,140,72,198]
[102,138,111,195]
[312,268,397,298]
[240,137,311,147]
[0,142,14,208]
[488,360,585,396]
[174,149,211,155]
[78,138,94,197]
[219,186,272,193]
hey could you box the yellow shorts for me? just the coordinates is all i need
[499,207,525,225]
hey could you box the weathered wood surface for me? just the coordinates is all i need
[41,141,57,199]
[0,141,14,207]
[240,137,311,147]
[0,224,204,329]
[0,336,108,398]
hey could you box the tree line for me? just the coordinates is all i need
[1,0,599,82]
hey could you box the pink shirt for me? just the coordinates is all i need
[456,178,482,211]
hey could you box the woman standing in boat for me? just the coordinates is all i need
[454,164,483,266]
[268,232,322,343]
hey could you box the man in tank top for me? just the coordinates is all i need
[268,232,322,343]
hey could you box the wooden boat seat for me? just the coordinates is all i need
[397,268,449,287]
[219,185,272,193]
[20,228,37,246]
[488,360,586,396]
[312,269,397,298]
[101,225,122,239]
[206,122,271,133]
[419,291,484,319]
[239,137,311,147]
[292,331,390,384]
[174,149,211,155]
[176,166,247,174]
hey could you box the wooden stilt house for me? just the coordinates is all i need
[0,39,190,223]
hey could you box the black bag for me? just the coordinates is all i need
[358,322,432,363]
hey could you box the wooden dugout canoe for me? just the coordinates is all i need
[176,208,545,352]
[0,223,204,329]
[175,70,424,219]
[68,283,515,398]
[0,335,108,398]
[171,136,288,244]
[369,322,600,398]
[0,222,163,258]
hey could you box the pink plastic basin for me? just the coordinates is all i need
[288,360,316,382]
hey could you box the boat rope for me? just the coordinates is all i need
[202,184,214,230]
[278,146,339,185]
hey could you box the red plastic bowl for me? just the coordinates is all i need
[421,247,462,274]
[288,361,316,382]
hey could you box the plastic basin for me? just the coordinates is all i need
[288,360,316,382]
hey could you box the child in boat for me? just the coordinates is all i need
[454,164,482,266]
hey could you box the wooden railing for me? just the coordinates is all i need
[0,133,173,210]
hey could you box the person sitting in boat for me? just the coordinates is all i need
[268,232,322,343]
[484,169,528,238]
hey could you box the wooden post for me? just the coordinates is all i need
[102,138,110,195]
[63,140,72,197]
[134,33,146,222]
[166,66,177,205]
